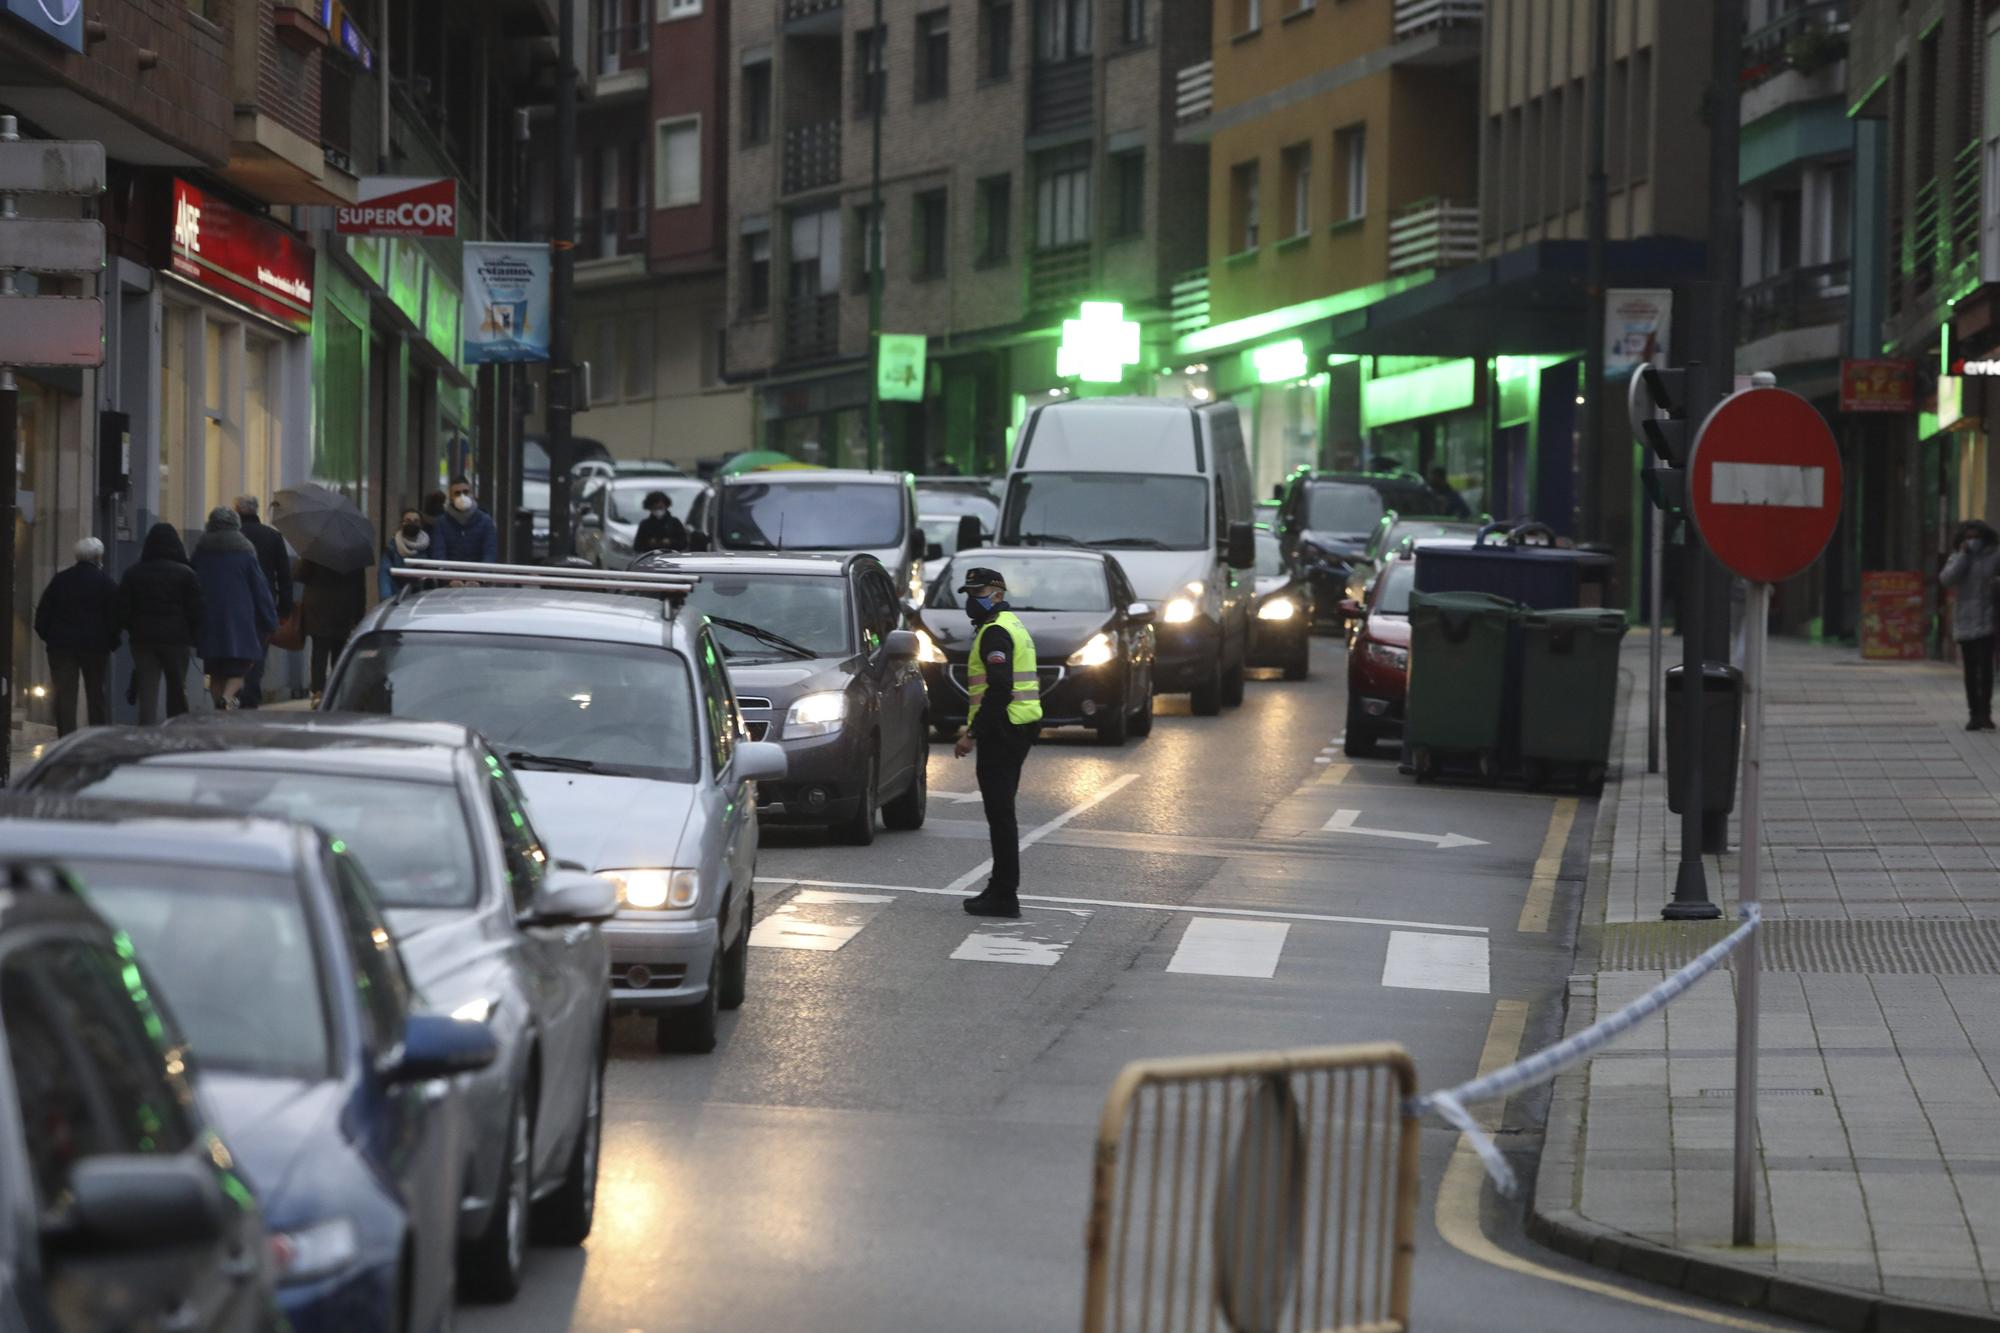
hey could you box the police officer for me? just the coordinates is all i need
[953,567,1042,919]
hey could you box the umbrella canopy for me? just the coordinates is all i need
[270,483,375,573]
[718,450,817,477]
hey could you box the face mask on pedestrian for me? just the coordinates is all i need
[452,493,473,512]
[965,591,998,619]
[649,506,667,519]
[401,520,424,540]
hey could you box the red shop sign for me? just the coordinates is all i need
[168,178,315,332]
[336,177,458,238]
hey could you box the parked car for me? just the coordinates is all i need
[694,469,928,604]
[21,720,615,1304]
[998,397,1257,715]
[914,480,1003,589]
[0,801,496,1333]
[578,476,707,568]
[1341,552,1422,757]
[1276,471,1455,630]
[1341,515,1485,622]
[634,551,930,840]
[322,564,787,1057]
[1246,524,1311,680]
[914,548,1156,745]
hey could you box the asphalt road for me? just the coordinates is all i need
[467,637,1808,1333]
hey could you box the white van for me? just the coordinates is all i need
[997,397,1257,714]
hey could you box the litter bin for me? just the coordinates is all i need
[1665,661,1742,815]
[1405,591,1522,783]
[1414,524,1618,610]
[1518,608,1630,793]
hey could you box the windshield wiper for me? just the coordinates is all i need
[1016,531,1087,547]
[506,751,600,774]
[1095,537,1173,549]
[706,616,819,661]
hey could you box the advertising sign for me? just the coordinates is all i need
[1839,358,1916,413]
[878,333,927,402]
[1860,570,1928,660]
[2,0,83,52]
[463,242,551,364]
[336,177,458,238]
[168,178,315,333]
[1605,288,1673,378]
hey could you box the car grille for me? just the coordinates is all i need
[737,696,773,711]
[611,963,688,990]
[745,721,770,741]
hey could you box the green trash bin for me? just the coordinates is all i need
[1405,591,1521,783]
[1518,607,1630,792]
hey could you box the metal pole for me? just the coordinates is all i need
[1580,0,1609,543]
[0,114,18,789]
[865,0,885,472]
[1665,281,1720,920]
[548,0,578,561]
[1648,498,1664,772]
[1732,579,1769,1246]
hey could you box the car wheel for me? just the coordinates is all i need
[1094,689,1129,745]
[460,1095,531,1302]
[1221,655,1247,707]
[1343,693,1376,757]
[1413,746,1439,783]
[836,752,878,845]
[655,952,722,1054]
[1129,686,1155,738]
[1190,659,1223,716]
[532,1045,602,1245]
[882,741,928,830]
[718,894,752,1009]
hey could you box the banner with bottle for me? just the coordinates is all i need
[462,242,551,364]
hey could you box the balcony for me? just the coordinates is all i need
[1741,0,1848,89]
[783,120,842,196]
[1393,0,1483,39]
[1030,59,1094,138]
[1387,197,1481,276]
[1028,243,1092,313]
[1176,60,1213,125]
[1171,269,1210,338]
[1739,260,1850,344]
[783,292,841,362]
[595,22,650,99]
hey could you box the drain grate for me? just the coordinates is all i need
[1598,918,2000,974]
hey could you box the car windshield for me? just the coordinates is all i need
[328,632,702,781]
[918,500,999,557]
[1305,483,1386,534]
[1377,562,1417,616]
[717,482,905,551]
[72,862,334,1080]
[42,766,478,910]
[610,479,705,524]
[1253,528,1285,577]
[1003,473,1210,550]
[926,556,1109,611]
[684,575,851,659]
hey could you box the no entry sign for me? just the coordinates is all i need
[1689,387,1842,584]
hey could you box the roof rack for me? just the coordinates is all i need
[390,559,700,611]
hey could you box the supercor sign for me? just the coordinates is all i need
[336,177,458,238]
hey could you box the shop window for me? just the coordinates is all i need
[1109,150,1143,240]
[977,174,1012,265]
[981,0,1014,79]
[1230,160,1260,252]
[914,190,948,280]
[244,338,278,509]
[742,58,772,147]
[1334,124,1366,222]
[917,10,950,102]
[1281,143,1310,238]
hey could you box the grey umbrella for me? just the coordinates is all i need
[270,483,375,573]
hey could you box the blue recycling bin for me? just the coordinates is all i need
[1414,522,1616,610]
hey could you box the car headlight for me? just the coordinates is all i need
[1067,632,1115,668]
[785,691,848,738]
[915,629,946,664]
[1258,597,1296,621]
[269,1217,358,1284]
[1365,642,1409,672]
[908,564,927,603]
[1163,597,1198,625]
[600,868,700,910]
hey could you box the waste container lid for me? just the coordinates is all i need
[1664,660,1744,687]
[1525,607,1630,634]
[1409,590,1522,613]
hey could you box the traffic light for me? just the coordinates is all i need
[1630,364,1692,513]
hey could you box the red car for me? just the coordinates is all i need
[1340,554,1416,757]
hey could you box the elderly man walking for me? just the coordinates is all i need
[34,537,120,736]
[234,495,295,708]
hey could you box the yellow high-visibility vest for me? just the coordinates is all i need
[967,611,1044,727]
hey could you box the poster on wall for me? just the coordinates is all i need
[1604,289,1673,378]
[462,243,550,364]
[1860,570,1928,660]
[1840,358,1916,413]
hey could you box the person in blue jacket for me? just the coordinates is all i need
[379,506,431,599]
[190,507,278,711]
[436,476,500,563]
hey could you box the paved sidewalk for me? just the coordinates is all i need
[1534,637,2000,1331]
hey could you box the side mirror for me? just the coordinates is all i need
[956,514,984,552]
[386,1013,499,1084]
[1127,601,1155,625]
[732,740,788,783]
[925,541,945,562]
[883,629,920,660]
[1226,521,1256,570]
[526,869,619,925]
[48,1155,226,1253]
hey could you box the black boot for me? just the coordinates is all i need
[964,886,1021,918]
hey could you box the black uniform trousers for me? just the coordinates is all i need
[975,722,1036,896]
[1963,636,1995,723]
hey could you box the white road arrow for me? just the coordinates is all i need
[933,789,986,805]
[1322,809,1488,850]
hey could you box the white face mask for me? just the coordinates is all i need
[649,507,667,518]
[452,494,473,512]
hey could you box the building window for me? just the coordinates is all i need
[977,174,1012,265]
[854,203,887,291]
[1035,0,1092,62]
[655,116,702,208]
[1122,0,1146,44]
[1230,159,1260,252]
[1110,149,1143,239]
[1232,0,1260,35]
[1281,142,1310,238]
[788,206,842,298]
[743,231,772,314]
[742,58,772,146]
[1036,145,1091,248]
[856,27,887,116]
[1334,123,1365,221]
[981,0,1014,79]
[914,189,949,279]
[917,10,950,101]
[663,0,700,16]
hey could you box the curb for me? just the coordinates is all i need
[1525,661,2000,1333]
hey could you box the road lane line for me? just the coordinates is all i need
[753,877,1490,934]
[747,889,894,951]
[1381,931,1490,993]
[1165,918,1290,978]
[1434,1001,1789,1330]
[1515,797,1578,933]
[950,907,1093,966]
[942,772,1142,894]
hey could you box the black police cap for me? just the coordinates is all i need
[956,566,1007,593]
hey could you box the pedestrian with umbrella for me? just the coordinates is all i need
[191,507,278,711]
[297,556,366,705]
[269,483,377,705]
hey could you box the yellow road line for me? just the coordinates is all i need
[1318,761,1351,786]
[1434,1000,1792,1331]
[1516,797,1578,933]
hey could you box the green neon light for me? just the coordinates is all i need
[1847,71,1888,118]
[1057,301,1142,384]
[1943,323,1952,379]
[1325,354,1359,368]
[1175,271,1435,357]
[1251,339,1309,383]
[1361,358,1477,430]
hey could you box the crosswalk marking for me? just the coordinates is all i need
[1166,918,1290,979]
[951,907,1093,966]
[1381,931,1490,994]
[749,889,894,952]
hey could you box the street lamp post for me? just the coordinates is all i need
[865,0,885,472]
[548,0,579,562]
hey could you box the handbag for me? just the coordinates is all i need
[271,604,305,652]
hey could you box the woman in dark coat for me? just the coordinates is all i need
[297,556,367,705]
[117,522,206,723]
[191,507,278,711]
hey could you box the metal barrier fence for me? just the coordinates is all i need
[1082,1044,1419,1333]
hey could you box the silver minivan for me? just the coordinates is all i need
[695,469,928,605]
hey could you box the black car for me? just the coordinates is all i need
[1276,471,1455,629]
[914,548,1157,745]
[1245,524,1311,679]
[634,551,929,844]
[0,854,281,1333]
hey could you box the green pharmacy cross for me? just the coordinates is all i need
[1056,301,1142,384]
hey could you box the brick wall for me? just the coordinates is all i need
[248,0,322,147]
